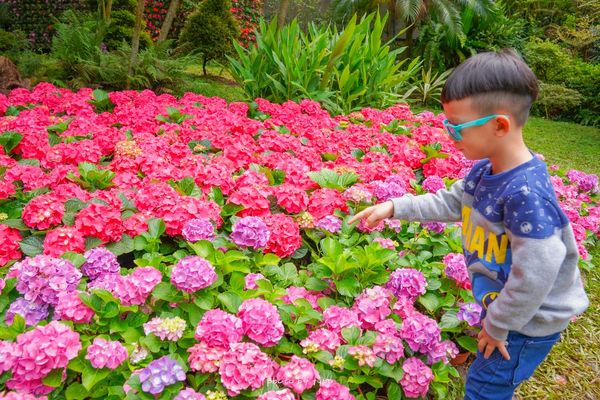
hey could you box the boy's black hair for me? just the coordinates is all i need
[440,48,539,126]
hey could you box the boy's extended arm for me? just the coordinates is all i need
[391,179,464,223]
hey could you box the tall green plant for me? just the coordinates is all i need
[228,13,420,115]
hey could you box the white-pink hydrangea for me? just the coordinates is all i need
[85,338,128,369]
[348,345,377,368]
[143,316,187,341]
[237,298,284,347]
[275,355,320,394]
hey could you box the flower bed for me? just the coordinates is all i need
[0,84,598,399]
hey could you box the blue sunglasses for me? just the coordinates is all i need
[442,114,507,141]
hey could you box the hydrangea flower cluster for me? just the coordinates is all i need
[182,217,215,242]
[348,345,377,367]
[194,309,243,349]
[300,328,341,353]
[422,221,446,234]
[238,298,284,347]
[188,341,226,373]
[566,169,598,192]
[5,297,49,326]
[457,302,483,326]
[257,389,295,400]
[322,306,361,333]
[316,379,355,400]
[0,225,22,266]
[399,312,441,354]
[422,175,446,193]
[219,342,276,396]
[8,322,81,395]
[373,332,405,363]
[94,266,162,306]
[139,356,186,395]
[175,388,206,400]
[386,268,427,301]
[144,316,187,341]
[80,247,120,281]
[263,213,302,257]
[400,357,434,398]
[353,286,392,328]
[443,253,471,289]
[85,338,128,369]
[275,355,320,394]
[427,339,459,365]
[316,215,343,233]
[54,291,94,324]
[372,237,397,249]
[230,216,270,249]
[170,256,217,293]
[244,272,266,290]
[14,255,82,306]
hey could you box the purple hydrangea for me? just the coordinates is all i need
[457,303,483,326]
[171,256,217,293]
[422,176,446,193]
[5,297,49,326]
[81,247,120,281]
[139,356,186,395]
[182,218,215,242]
[316,215,343,233]
[230,216,270,249]
[14,255,82,306]
[386,268,427,301]
[566,169,599,192]
[373,181,406,201]
[422,222,446,234]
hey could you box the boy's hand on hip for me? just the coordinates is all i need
[478,321,510,360]
[348,201,394,227]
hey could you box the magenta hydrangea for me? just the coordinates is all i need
[373,180,406,201]
[188,341,226,373]
[422,222,446,234]
[194,309,243,349]
[322,306,361,333]
[143,316,187,341]
[237,298,284,347]
[316,215,343,233]
[427,339,459,365]
[7,321,81,395]
[316,379,356,400]
[443,253,471,289]
[257,389,295,400]
[392,296,417,319]
[352,286,392,329]
[386,268,427,301]
[118,267,163,306]
[5,297,49,326]
[175,388,206,400]
[373,333,405,364]
[171,256,217,293]
[566,169,598,192]
[275,355,320,394]
[14,255,82,306]
[400,357,434,398]
[85,338,128,369]
[399,312,441,354]
[244,272,266,290]
[230,216,270,249]
[219,342,276,396]
[0,393,47,400]
[457,303,483,326]
[182,217,215,242]
[81,247,120,281]
[54,291,94,324]
[139,356,186,395]
[300,328,341,353]
[372,237,397,249]
[422,176,446,193]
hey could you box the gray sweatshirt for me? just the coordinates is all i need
[391,157,589,341]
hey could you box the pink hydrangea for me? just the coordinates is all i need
[316,379,355,400]
[195,309,243,349]
[282,286,322,309]
[237,298,284,347]
[8,321,81,395]
[263,213,302,258]
[54,291,94,324]
[373,237,397,249]
[399,312,441,354]
[422,176,446,193]
[219,342,276,396]
[373,333,405,364]
[352,286,392,329]
[275,355,320,394]
[182,217,215,242]
[427,339,459,365]
[118,267,162,306]
[386,268,427,301]
[348,345,377,367]
[392,296,417,319]
[22,194,64,230]
[300,328,341,353]
[244,273,266,290]
[175,388,206,400]
[0,340,17,373]
[75,202,124,243]
[170,256,217,293]
[188,341,226,373]
[0,393,47,400]
[400,357,434,398]
[43,226,86,257]
[322,306,361,333]
[274,184,309,214]
[0,225,22,266]
[85,338,128,369]
[443,253,471,289]
[257,389,295,400]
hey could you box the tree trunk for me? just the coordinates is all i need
[99,0,113,23]
[277,0,289,30]
[157,0,180,43]
[128,0,146,81]
[387,0,397,40]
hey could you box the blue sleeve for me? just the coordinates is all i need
[503,190,565,238]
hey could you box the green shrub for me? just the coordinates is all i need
[0,29,30,56]
[228,13,420,115]
[178,0,239,75]
[522,38,572,82]
[410,67,453,106]
[99,0,152,51]
[535,82,583,118]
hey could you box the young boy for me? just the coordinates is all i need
[348,49,589,399]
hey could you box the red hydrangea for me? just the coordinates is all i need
[263,213,302,257]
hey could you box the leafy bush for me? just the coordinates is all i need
[535,82,583,118]
[101,0,153,51]
[229,13,420,115]
[178,0,240,75]
[410,68,453,106]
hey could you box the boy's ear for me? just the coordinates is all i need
[494,115,510,137]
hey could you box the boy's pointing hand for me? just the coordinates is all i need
[348,201,394,227]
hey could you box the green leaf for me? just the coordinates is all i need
[42,368,64,387]
[147,218,166,239]
[65,383,89,400]
[387,381,403,399]
[1,218,28,230]
[418,292,441,312]
[82,364,110,391]
[0,131,23,154]
[152,282,183,302]
[11,313,26,334]
[19,235,44,257]
[336,277,361,297]
[341,326,361,345]
[439,310,461,330]
[456,335,478,353]
[218,292,242,313]
[106,234,134,256]
[61,252,87,268]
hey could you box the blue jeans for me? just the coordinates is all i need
[464,331,561,400]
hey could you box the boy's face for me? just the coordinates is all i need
[442,98,509,161]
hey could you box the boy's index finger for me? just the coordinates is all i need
[348,210,367,225]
